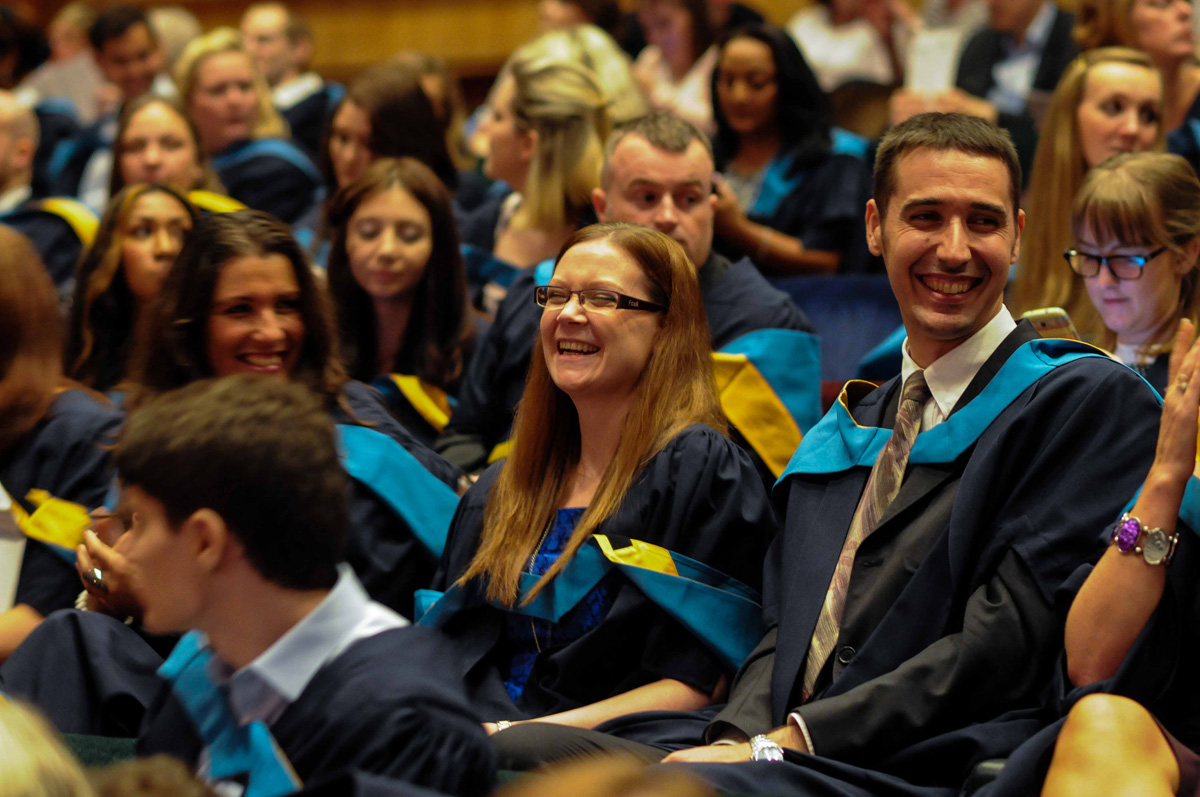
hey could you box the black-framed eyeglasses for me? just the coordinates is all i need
[1063,246,1167,281]
[535,285,669,313]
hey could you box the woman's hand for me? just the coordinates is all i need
[76,523,142,620]
[712,176,747,238]
[1150,319,1200,485]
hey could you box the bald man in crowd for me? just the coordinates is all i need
[0,91,96,295]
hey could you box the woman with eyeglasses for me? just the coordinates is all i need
[421,223,773,747]
[1065,151,1200,394]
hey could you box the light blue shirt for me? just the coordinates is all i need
[206,566,407,729]
[985,2,1056,116]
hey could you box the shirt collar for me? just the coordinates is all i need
[900,305,1017,419]
[213,565,407,726]
[273,72,324,109]
[1008,2,1055,52]
[0,185,31,214]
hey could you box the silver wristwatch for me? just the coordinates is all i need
[749,734,784,762]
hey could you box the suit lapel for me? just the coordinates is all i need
[771,382,893,720]
[872,322,1040,536]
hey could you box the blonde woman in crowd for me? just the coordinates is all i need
[174,27,321,225]
[1010,48,1164,340]
[461,50,610,309]
[1074,0,1200,172]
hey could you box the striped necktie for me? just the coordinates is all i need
[800,369,931,701]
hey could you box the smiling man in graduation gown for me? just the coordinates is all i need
[110,376,492,797]
[492,112,1162,794]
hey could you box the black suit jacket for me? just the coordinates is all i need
[955,6,1078,184]
[710,321,1161,784]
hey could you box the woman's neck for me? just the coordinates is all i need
[1157,59,1200,130]
[1118,314,1178,351]
[564,395,631,507]
[730,130,782,173]
[373,296,414,376]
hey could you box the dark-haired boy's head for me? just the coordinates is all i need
[114,375,346,630]
[89,7,163,101]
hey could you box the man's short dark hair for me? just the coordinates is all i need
[114,375,347,591]
[88,6,154,52]
[601,111,714,187]
[873,112,1022,218]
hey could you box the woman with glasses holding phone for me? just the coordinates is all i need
[1065,151,1200,394]
[421,222,773,750]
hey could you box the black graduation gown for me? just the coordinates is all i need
[279,82,343,163]
[138,626,495,796]
[435,252,814,473]
[211,138,323,226]
[716,151,878,274]
[596,326,1162,795]
[334,381,460,617]
[980,510,1200,795]
[430,424,775,720]
[33,98,81,199]
[1,200,89,291]
[48,111,112,199]
[0,389,121,616]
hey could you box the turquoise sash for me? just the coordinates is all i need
[717,328,822,435]
[1179,477,1200,538]
[336,425,459,559]
[748,130,868,220]
[158,632,301,797]
[461,244,522,289]
[533,257,555,287]
[783,338,1110,480]
[416,536,763,672]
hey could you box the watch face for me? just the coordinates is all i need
[1144,529,1171,566]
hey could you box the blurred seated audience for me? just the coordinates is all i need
[1011,47,1164,340]
[145,6,201,74]
[892,0,1079,184]
[0,226,120,660]
[327,158,475,446]
[240,2,341,162]
[1068,152,1200,394]
[424,223,774,732]
[632,0,717,134]
[50,6,172,209]
[786,0,917,93]
[173,28,321,227]
[16,2,104,125]
[1074,0,1200,176]
[65,184,198,394]
[709,24,873,274]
